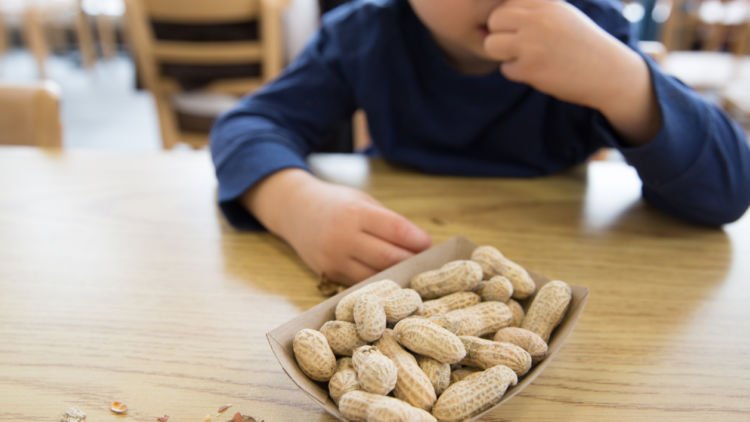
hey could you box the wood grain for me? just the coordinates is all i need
[0,148,748,421]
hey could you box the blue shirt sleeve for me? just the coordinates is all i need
[210,19,357,230]
[583,1,750,226]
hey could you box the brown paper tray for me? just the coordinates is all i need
[267,236,589,421]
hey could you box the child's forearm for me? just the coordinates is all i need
[241,168,318,236]
[591,47,663,147]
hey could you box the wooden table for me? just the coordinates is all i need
[1,147,748,421]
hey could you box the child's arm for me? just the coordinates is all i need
[484,0,750,225]
[211,15,430,285]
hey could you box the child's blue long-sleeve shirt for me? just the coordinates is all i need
[210,0,750,229]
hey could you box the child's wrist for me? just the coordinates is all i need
[581,42,642,111]
[587,46,661,146]
[242,168,318,235]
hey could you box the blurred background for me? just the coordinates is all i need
[0,0,748,152]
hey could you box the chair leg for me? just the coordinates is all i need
[46,23,67,54]
[736,22,750,55]
[154,95,180,149]
[23,8,48,79]
[0,13,9,56]
[75,6,96,69]
[96,14,117,59]
[704,23,726,51]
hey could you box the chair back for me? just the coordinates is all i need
[124,0,285,148]
[0,82,62,148]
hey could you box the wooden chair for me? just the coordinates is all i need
[660,0,750,92]
[722,27,750,130]
[0,9,7,56]
[0,82,63,148]
[124,0,287,149]
[0,0,96,79]
[81,0,125,60]
[95,6,119,59]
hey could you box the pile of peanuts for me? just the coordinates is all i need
[292,245,573,422]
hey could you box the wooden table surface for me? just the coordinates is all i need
[0,147,748,421]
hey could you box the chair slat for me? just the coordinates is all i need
[144,0,259,23]
[159,78,264,96]
[153,41,262,64]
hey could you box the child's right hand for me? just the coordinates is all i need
[243,169,432,286]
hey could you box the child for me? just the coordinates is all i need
[210,0,750,285]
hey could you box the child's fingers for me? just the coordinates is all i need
[338,257,378,287]
[484,33,519,62]
[502,0,559,9]
[350,233,415,271]
[360,204,432,253]
[487,6,528,33]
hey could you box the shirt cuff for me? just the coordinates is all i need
[593,55,709,188]
[215,140,309,230]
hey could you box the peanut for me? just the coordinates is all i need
[354,294,387,342]
[432,365,518,422]
[507,299,525,327]
[434,301,513,337]
[381,289,422,324]
[392,318,466,364]
[329,357,360,404]
[374,330,436,410]
[449,367,481,385]
[417,356,451,396]
[493,327,548,363]
[416,291,481,317]
[471,246,536,299]
[336,279,401,322]
[477,275,514,303]
[410,260,483,300]
[459,336,532,377]
[338,391,436,422]
[365,401,417,422]
[521,280,572,342]
[320,320,366,356]
[292,328,337,382]
[352,346,398,396]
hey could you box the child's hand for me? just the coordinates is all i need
[483,0,632,108]
[483,0,661,144]
[281,179,432,286]
[245,169,432,286]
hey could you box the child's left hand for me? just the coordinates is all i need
[483,0,661,144]
[484,0,638,109]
